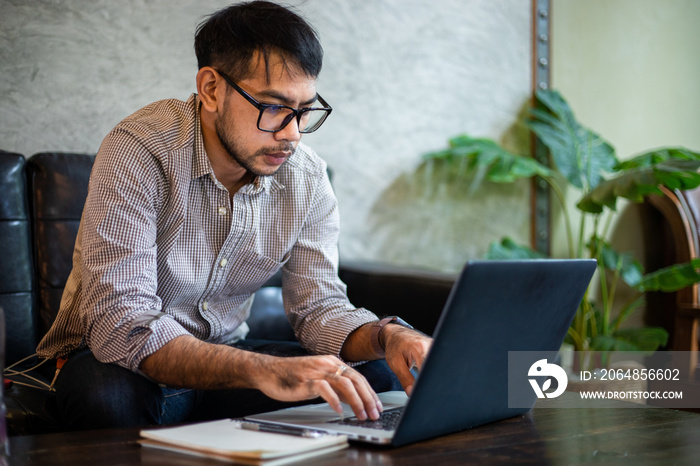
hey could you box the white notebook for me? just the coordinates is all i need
[140,418,348,465]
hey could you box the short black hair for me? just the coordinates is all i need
[194,1,323,81]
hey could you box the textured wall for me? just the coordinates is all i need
[0,0,532,273]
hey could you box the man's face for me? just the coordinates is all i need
[214,53,318,177]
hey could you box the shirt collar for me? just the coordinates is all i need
[240,174,285,195]
[191,94,212,181]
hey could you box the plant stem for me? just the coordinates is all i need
[578,212,587,259]
[605,258,623,335]
[574,289,595,351]
[600,209,615,243]
[586,296,598,340]
[567,327,583,352]
[612,293,645,332]
[599,210,619,335]
[543,176,576,258]
[589,216,606,338]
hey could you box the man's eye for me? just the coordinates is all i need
[265,106,286,116]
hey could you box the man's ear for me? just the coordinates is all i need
[197,67,222,114]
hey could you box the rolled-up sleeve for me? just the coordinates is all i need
[282,168,378,359]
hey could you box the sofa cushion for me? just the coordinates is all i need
[26,153,95,336]
[247,286,295,341]
[0,151,37,364]
[340,261,455,336]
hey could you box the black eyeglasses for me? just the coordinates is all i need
[215,69,332,134]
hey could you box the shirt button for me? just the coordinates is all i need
[202,301,209,311]
[218,207,227,215]
[220,258,228,267]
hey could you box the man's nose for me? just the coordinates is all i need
[274,117,301,142]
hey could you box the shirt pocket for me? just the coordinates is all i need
[225,250,291,295]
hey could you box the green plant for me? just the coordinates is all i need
[424,89,700,358]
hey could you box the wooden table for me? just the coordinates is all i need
[8,393,700,465]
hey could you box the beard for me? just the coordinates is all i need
[215,110,295,177]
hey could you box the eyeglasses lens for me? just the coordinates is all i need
[259,107,328,133]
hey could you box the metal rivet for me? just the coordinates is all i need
[539,58,548,67]
[539,82,548,90]
[539,34,548,42]
[538,230,548,240]
[539,9,548,18]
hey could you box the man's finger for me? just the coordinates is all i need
[327,365,381,420]
[329,369,370,420]
[313,380,343,415]
[392,361,417,393]
[342,367,382,420]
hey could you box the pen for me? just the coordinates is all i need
[236,421,327,438]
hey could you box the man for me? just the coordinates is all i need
[37,1,431,430]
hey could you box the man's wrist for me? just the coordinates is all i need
[370,316,413,358]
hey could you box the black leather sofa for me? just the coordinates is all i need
[1,150,456,435]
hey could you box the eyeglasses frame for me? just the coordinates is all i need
[215,69,332,134]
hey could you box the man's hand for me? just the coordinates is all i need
[340,321,433,395]
[140,335,383,421]
[251,354,383,421]
[381,325,432,395]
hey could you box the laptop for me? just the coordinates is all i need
[246,259,597,446]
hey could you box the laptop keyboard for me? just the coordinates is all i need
[327,407,403,431]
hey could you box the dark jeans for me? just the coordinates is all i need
[55,340,401,430]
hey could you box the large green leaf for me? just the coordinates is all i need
[637,258,700,292]
[615,147,700,170]
[527,89,618,190]
[590,238,643,288]
[485,237,547,260]
[423,134,552,183]
[590,327,668,352]
[577,159,700,213]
